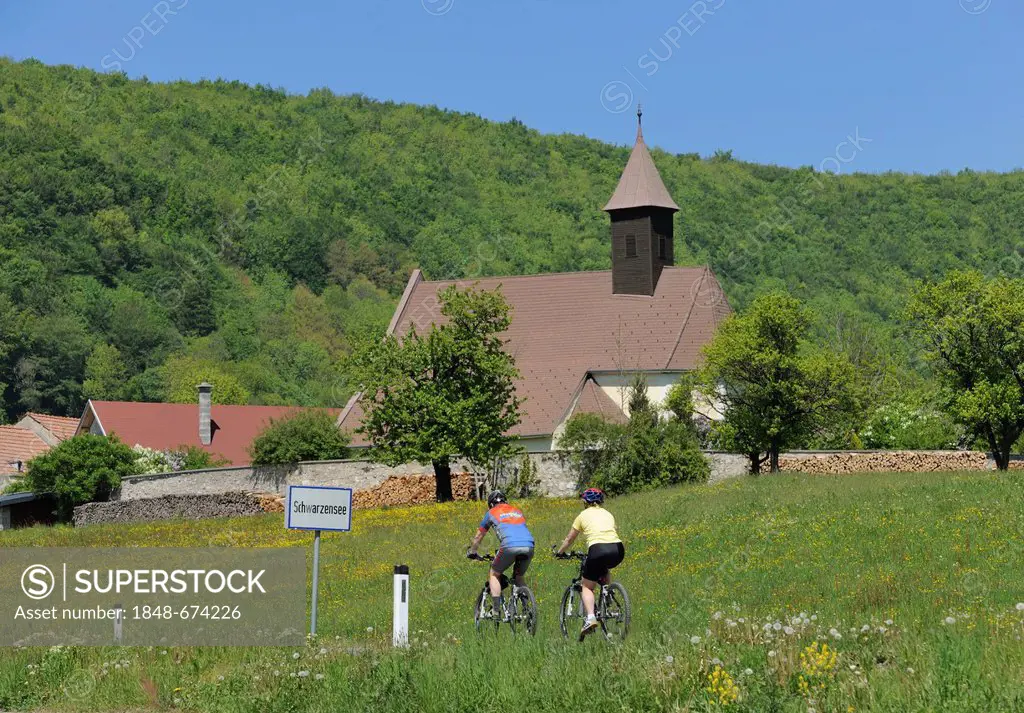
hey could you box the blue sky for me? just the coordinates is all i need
[1,0,1022,174]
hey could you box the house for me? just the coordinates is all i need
[77,384,340,466]
[0,412,80,475]
[338,113,731,452]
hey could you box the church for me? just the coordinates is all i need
[338,114,731,452]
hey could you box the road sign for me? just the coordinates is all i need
[286,486,353,635]
[286,486,352,532]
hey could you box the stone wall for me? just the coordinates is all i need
[107,449,1008,506]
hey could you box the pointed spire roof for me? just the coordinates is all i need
[603,106,680,212]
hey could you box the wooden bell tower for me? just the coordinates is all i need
[603,106,680,296]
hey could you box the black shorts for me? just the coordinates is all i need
[582,542,625,581]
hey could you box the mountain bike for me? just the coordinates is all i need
[468,552,537,635]
[554,550,631,642]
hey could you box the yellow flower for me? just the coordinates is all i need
[704,665,739,706]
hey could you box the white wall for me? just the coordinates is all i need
[592,371,683,416]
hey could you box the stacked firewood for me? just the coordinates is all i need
[778,451,988,474]
[351,473,475,509]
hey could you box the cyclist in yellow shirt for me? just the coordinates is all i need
[553,488,624,639]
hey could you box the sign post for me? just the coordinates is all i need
[286,486,352,637]
[393,565,409,648]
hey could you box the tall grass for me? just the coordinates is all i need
[1,471,1023,711]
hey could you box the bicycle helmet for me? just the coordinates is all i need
[581,488,605,505]
[487,490,507,508]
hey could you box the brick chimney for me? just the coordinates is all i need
[198,382,213,445]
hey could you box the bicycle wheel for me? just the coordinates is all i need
[510,586,537,636]
[598,582,631,642]
[558,585,582,638]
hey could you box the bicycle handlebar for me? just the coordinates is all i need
[467,552,495,562]
[552,549,586,560]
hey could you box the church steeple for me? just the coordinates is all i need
[604,107,679,296]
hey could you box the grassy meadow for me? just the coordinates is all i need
[1,471,1024,712]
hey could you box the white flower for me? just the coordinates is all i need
[784,626,795,636]
[367,626,375,632]
[767,650,777,658]
[217,675,224,682]
[885,619,893,626]
[319,647,327,655]
[829,628,842,640]
[292,652,301,660]
[290,672,296,678]
[273,671,280,676]
[713,611,723,620]
[315,673,324,681]
[861,624,870,633]
[665,655,674,664]
[944,616,956,625]
[690,635,701,645]
[907,667,915,674]
[1016,603,1024,611]
[773,622,782,631]
[298,671,309,678]
[810,614,817,621]
[727,620,738,628]
[878,626,887,634]
[744,668,753,676]
[738,617,746,624]
[711,657,722,666]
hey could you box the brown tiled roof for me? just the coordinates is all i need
[87,402,340,466]
[570,377,627,425]
[603,125,680,212]
[0,426,49,474]
[339,266,729,441]
[25,413,80,441]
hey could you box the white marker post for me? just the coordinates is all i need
[286,486,353,637]
[393,565,409,648]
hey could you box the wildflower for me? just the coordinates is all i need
[944,616,956,625]
[292,652,301,659]
[367,626,375,632]
[704,665,739,706]
[315,673,325,681]
[907,667,914,674]
[784,626,795,636]
[665,655,675,664]
[738,617,746,624]
[217,675,224,682]
[768,650,777,658]
[743,668,753,676]
[1016,603,1024,612]
[860,624,870,633]
[691,635,701,645]
[884,619,893,625]
[319,647,327,655]
[811,614,817,621]
[298,671,309,678]
[711,657,722,666]
[713,611,723,620]
[773,621,782,631]
[829,628,842,640]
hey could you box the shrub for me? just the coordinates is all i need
[24,435,140,519]
[249,410,351,465]
[168,445,230,471]
[132,445,172,475]
[558,376,709,495]
[2,478,32,495]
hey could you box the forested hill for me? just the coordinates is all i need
[2,58,1023,422]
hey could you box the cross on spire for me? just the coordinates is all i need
[636,104,644,141]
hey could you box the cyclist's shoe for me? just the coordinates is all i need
[579,616,599,641]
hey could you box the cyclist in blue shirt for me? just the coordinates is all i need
[467,490,535,616]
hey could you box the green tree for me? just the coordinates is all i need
[697,293,863,474]
[82,343,128,400]
[352,285,523,501]
[249,409,351,465]
[25,435,140,519]
[163,356,251,405]
[907,270,1024,470]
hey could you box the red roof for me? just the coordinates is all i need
[570,378,628,425]
[25,413,80,441]
[85,402,340,466]
[340,266,729,441]
[0,426,49,474]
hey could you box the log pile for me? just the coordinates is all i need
[778,451,988,474]
[352,473,475,509]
